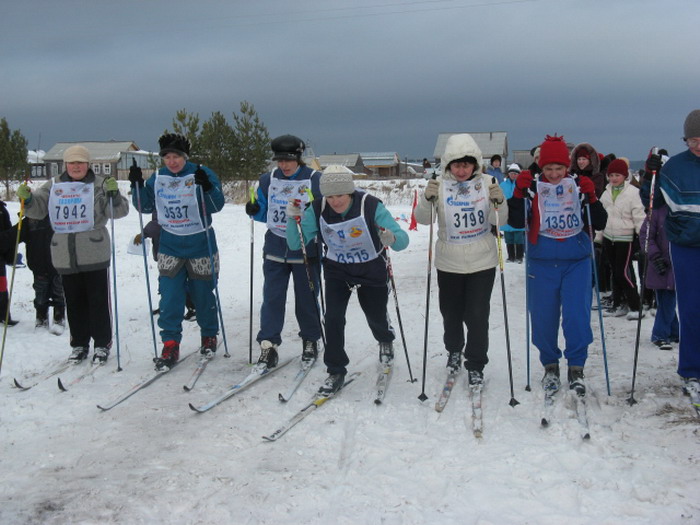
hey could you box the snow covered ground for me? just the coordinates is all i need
[1,180,698,525]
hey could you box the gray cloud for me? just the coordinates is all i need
[2,0,697,161]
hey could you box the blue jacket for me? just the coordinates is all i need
[658,149,700,247]
[131,161,225,259]
[250,165,322,262]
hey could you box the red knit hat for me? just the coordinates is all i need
[607,159,629,178]
[538,135,570,168]
[576,149,591,159]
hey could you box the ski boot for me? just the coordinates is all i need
[568,366,585,396]
[301,340,318,365]
[154,340,180,371]
[257,340,279,369]
[200,336,217,358]
[468,369,484,387]
[69,346,89,363]
[317,373,345,397]
[446,351,462,373]
[379,342,394,365]
[541,363,561,394]
[93,347,110,364]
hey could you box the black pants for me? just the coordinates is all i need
[602,238,640,311]
[33,272,65,314]
[437,268,496,372]
[323,278,394,375]
[62,269,112,349]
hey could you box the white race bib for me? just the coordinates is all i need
[48,181,94,233]
[537,178,583,239]
[320,197,379,264]
[266,176,312,238]
[442,178,490,244]
[154,174,204,236]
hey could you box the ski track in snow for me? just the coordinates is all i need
[1,180,699,525]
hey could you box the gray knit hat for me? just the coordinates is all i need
[684,109,700,139]
[320,165,355,197]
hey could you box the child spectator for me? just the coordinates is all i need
[599,159,647,320]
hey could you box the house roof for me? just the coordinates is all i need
[360,152,399,167]
[433,132,508,160]
[318,154,362,167]
[44,141,141,162]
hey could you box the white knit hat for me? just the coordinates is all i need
[320,165,355,196]
[506,163,521,173]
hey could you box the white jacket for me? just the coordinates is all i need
[600,181,646,242]
[414,134,507,274]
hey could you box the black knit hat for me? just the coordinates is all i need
[159,133,190,157]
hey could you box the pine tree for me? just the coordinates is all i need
[167,109,201,161]
[0,118,28,200]
[232,101,270,181]
[200,111,235,181]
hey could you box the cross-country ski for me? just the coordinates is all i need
[262,372,361,441]
[96,351,196,411]
[189,358,294,414]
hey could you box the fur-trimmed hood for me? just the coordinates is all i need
[570,142,600,174]
[442,134,483,180]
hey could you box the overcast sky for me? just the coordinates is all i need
[1,0,697,162]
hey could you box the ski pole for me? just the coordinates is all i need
[523,198,532,391]
[493,200,519,407]
[108,194,122,371]
[629,148,659,405]
[198,183,230,358]
[133,163,159,362]
[383,242,416,383]
[292,201,326,349]
[248,183,255,364]
[585,200,611,396]
[418,176,437,402]
[0,190,27,376]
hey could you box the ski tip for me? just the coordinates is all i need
[183,385,192,392]
[13,378,27,390]
[509,398,520,408]
[582,433,591,440]
[418,393,429,402]
[374,398,383,405]
[261,435,276,442]
[57,378,67,392]
[278,393,287,403]
[627,396,638,406]
[525,385,532,392]
[541,417,549,427]
[96,404,107,411]
[188,403,203,413]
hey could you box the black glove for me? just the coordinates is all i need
[194,165,212,192]
[245,201,260,216]
[128,160,144,187]
[651,254,669,276]
[645,154,662,176]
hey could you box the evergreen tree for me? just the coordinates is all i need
[200,111,235,181]
[232,101,270,180]
[0,118,28,200]
[167,109,202,162]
